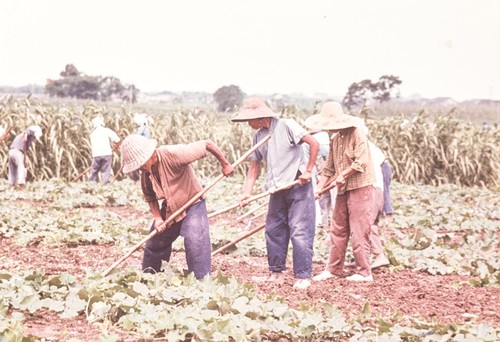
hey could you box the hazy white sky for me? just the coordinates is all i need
[1,0,499,101]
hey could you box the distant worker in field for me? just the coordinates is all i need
[381,157,394,221]
[88,116,121,184]
[128,113,153,183]
[306,101,377,282]
[8,125,43,189]
[231,96,319,290]
[120,134,235,279]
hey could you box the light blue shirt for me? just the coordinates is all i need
[252,117,308,190]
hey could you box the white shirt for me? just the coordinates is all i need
[368,140,386,191]
[90,126,120,157]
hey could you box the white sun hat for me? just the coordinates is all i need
[28,125,43,140]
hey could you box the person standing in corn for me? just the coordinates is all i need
[8,125,43,189]
[306,101,377,282]
[120,134,235,279]
[88,116,121,184]
[231,96,319,289]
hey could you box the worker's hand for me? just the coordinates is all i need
[298,171,312,185]
[154,216,169,233]
[335,174,346,187]
[314,190,322,200]
[239,194,251,207]
[222,164,235,177]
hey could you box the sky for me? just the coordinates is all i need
[1,0,500,101]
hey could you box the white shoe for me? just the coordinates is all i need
[293,279,311,289]
[252,272,285,284]
[346,274,373,282]
[371,257,390,269]
[312,270,334,281]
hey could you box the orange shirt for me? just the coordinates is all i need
[141,141,207,222]
[321,127,375,195]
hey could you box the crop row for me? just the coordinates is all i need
[1,95,498,188]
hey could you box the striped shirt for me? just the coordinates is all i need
[321,127,375,195]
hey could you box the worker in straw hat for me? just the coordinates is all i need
[88,116,121,184]
[7,125,43,189]
[231,96,319,290]
[128,113,153,183]
[305,101,378,282]
[120,134,235,279]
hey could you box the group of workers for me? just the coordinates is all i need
[1,98,394,289]
[119,97,394,289]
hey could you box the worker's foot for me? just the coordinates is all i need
[293,278,311,289]
[346,273,373,282]
[252,271,285,284]
[371,255,390,269]
[312,270,336,281]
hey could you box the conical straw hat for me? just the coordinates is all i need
[121,134,157,173]
[304,102,360,131]
[231,96,279,122]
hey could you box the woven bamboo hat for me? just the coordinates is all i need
[121,134,157,173]
[304,102,360,131]
[231,97,279,122]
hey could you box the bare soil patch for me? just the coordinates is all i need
[1,206,498,341]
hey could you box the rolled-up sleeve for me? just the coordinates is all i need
[350,130,370,173]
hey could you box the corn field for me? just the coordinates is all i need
[0,95,498,189]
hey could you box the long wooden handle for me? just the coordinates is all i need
[236,201,268,222]
[0,124,13,143]
[102,135,271,276]
[208,179,300,219]
[72,166,91,182]
[318,178,336,196]
[110,164,123,183]
[211,222,266,256]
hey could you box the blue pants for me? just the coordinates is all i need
[265,181,316,279]
[89,155,112,184]
[142,199,211,280]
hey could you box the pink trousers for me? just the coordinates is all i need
[328,185,378,277]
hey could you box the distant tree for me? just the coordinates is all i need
[343,75,402,109]
[372,75,402,103]
[343,79,376,110]
[45,64,139,102]
[213,85,245,112]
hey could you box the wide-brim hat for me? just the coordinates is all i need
[231,96,279,122]
[121,134,158,173]
[304,101,361,131]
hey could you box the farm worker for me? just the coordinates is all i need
[88,116,120,184]
[120,134,235,279]
[133,112,152,138]
[306,101,378,282]
[128,113,152,183]
[381,158,394,221]
[302,129,332,229]
[231,96,319,290]
[366,139,391,269]
[8,125,43,189]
